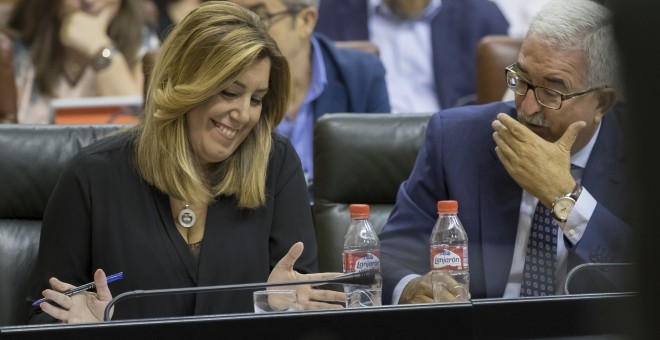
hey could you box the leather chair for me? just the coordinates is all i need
[475,35,523,104]
[312,113,432,273]
[0,124,126,326]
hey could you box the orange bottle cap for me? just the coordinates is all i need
[349,204,370,219]
[437,200,458,214]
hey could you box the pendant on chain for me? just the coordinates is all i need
[178,204,196,228]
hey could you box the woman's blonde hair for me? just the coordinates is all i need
[133,1,291,208]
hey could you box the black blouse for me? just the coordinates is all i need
[28,132,317,322]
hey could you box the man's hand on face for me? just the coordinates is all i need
[491,113,585,207]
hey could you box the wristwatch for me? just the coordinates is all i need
[551,183,583,222]
[91,45,116,71]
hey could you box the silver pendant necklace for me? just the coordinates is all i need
[178,204,196,228]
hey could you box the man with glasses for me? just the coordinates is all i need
[229,0,390,195]
[378,0,633,305]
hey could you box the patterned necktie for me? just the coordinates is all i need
[520,201,559,297]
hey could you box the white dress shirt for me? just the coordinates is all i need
[489,0,551,37]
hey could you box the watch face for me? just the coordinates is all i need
[92,47,114,71]
[552,197,575,222]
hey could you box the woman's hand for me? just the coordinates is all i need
[36,269,114,323]
[59,7,115,58]
[268,242,346,310]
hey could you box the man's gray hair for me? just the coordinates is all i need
[527,0,619,93]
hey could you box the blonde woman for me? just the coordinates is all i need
[29,1,343,324]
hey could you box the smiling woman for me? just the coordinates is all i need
[136,3,289,209]
[27,1,345,324]
[185,58,271,169]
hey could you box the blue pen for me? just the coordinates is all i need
[32,272,124,307]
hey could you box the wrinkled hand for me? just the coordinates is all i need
[399,272,470,304]
[431,272,470,302]
[59,8,114,58]
[399,273,434,304]
[37,269,114,323]
[268,242,345,310]
[492,113,584,207]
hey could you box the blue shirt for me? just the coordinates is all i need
[275,36,327,188]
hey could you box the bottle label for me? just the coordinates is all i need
[343,251,381,273]
[430,246,468,271]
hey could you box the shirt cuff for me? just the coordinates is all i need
[391,274,420,305]
[563,187,597,246]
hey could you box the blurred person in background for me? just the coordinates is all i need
[489,0,551,38]
[3,0,159,124]
[315,0,508,113]
[229,0,390,194]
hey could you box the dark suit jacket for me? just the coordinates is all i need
[379,101,634,304]
[315,0,509,109]
[28,133,317,322]
[312,33,391,118]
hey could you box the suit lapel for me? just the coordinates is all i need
[478,146,521,297]
[570,111,627,270]
[312,44,348,120]
[581,113,625,200]
[313,81,346,120]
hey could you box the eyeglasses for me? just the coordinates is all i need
[254,4,309,28]
[504,64,609,110]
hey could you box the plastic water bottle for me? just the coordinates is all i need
[430,200,470,301]
[342,204,382,307]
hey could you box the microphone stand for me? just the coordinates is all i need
[103,269,378,321]
[562,262,635,295]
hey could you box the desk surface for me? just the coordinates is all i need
[0,293,638,340]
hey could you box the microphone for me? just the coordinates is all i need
[102,269,378,321]
[563,262,635,295]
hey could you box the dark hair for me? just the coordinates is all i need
[8,0,144,95]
